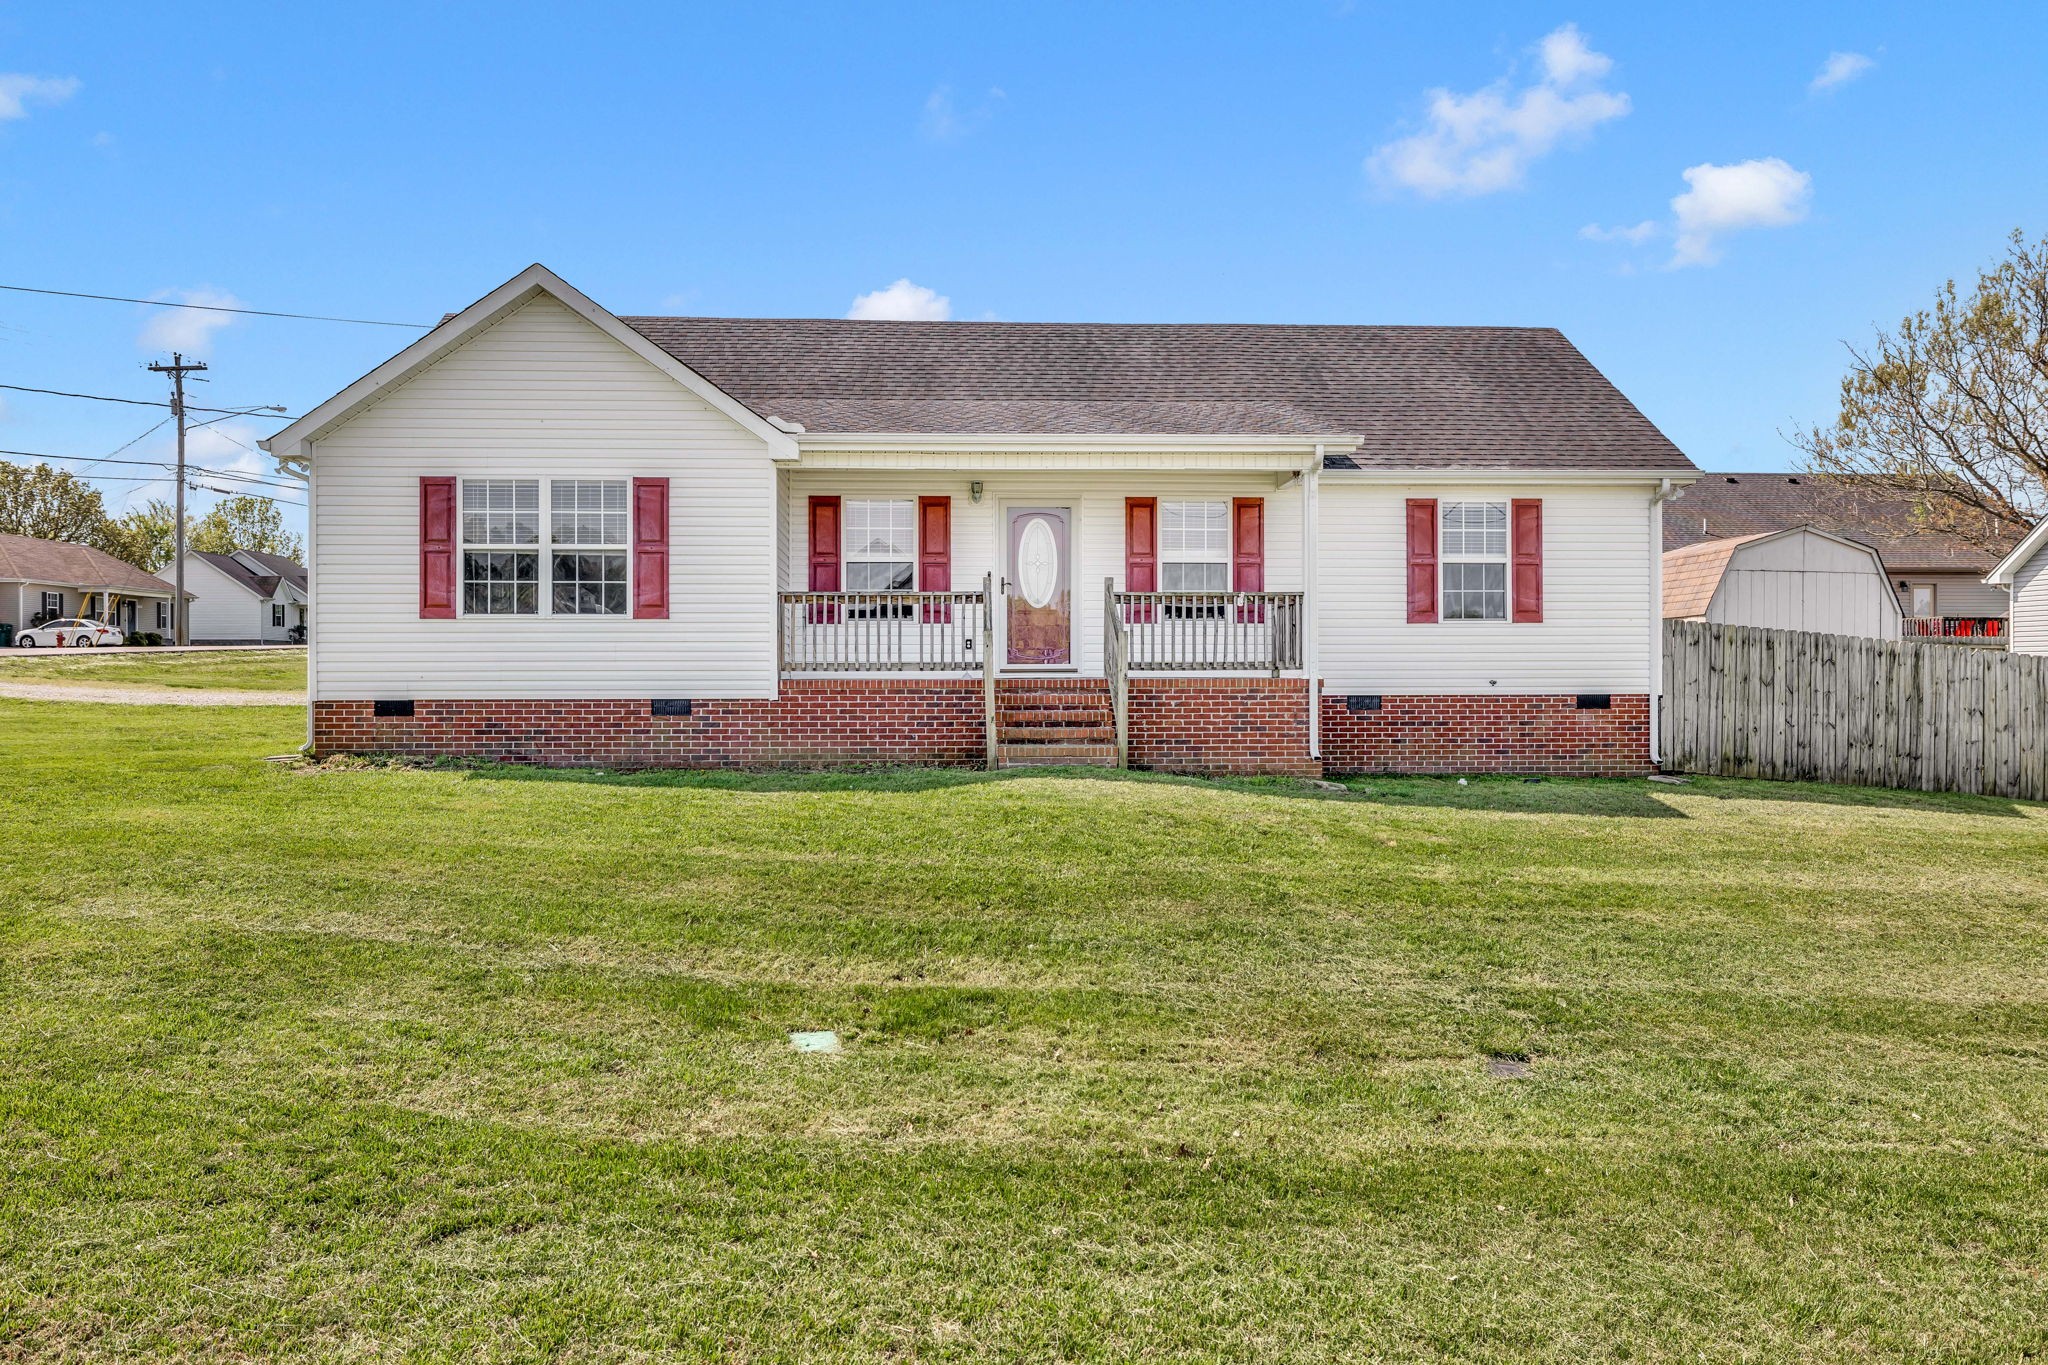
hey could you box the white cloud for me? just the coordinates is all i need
[139,286,244,354]
[1579,220,1658,245]
[1810,51,1874,93]
[920,84,1004,142]
[1367,23,1630,198]
[847,279,951,321]
[1669,158,1812,267]
[0,73,79,121]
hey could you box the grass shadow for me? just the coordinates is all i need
[428,758,1696,818]
[1658,772,2035,819]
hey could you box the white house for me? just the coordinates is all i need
[1662,526,1902,640]
[1986,521,2048,656]
[259,264,1699,777]
[177,550,307,644]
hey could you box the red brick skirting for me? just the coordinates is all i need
[313,683,1649,778]
[312,679,983,768]
[1127,677,1319,777]
[1319,693,1651,777]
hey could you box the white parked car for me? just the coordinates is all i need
[16,618,125,648]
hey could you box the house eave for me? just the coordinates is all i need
[1320,467,1702,485]
[792,431,1361,454]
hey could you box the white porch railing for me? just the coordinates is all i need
[777,589,989,673]
[1112,591,1305,674]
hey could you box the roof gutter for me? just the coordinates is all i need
[1322,467,1701,485]
[792,431,1363,454]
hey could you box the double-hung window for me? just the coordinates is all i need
[459,477,630,616]
[272,603,286,628]
[843,497,916,596]
[1441,500,1509,621]
[549,480,630,615]
[155,601,168,629]
[41,591,62,617]
[1159,500,1229,591]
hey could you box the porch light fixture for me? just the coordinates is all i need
[970,481,984,503]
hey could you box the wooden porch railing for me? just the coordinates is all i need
[777,590,989,673]
[1903,615,2007,647]
[1112,591,1304,675]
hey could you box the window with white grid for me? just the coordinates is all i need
[1160,500,1229,591]
[460,479,541,615]
[1440,500,1509,621]
[842,499,916,591]
[549,480,629,615]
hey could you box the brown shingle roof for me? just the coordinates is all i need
[1665,473,2011,574]
[1661,532,1770,618]
[0,533,175,595]
[619,317,1694,473]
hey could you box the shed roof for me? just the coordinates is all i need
[1661,532,1769,618]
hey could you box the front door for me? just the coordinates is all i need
[1005,506,1071,666]
[1909,583,1936,618]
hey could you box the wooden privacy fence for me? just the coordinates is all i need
[1662,620,2048,799]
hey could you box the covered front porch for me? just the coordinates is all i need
[769,447,1325,767]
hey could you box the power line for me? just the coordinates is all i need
[0,282,430,330]
[0,446,305,491]
[0,382,296,419]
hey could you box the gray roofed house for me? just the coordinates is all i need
[177,549,307,644]
[260,263,1704,778]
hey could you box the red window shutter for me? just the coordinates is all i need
[807,495,841,623]
[1406,498,1438,624]
[1232,497,1265,622]
[1125,497,1158,621]
[632,477,669,619]
[1232,498,1264,591]
[419,476,457,619]
[1511,497,1543,623]
[917,496,951,592]
[917,495,952,622]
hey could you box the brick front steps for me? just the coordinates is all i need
[993,678,1116,768]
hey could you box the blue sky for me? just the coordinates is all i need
[3,1,2044,539]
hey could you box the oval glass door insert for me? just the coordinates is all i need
[1017,517,1059,608]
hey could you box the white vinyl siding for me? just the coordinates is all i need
[1319,481,1656,694]
[2008,548,2048,656]
[782,471,1303,676]
[308,293,777,700]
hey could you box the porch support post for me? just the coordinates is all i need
[1303,448,1321,762]
[982,571,997,769]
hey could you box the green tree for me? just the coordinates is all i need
[1794,229,2048,552]
[0,461,116,545]
[107,498,180,572]
[188,494,304,562]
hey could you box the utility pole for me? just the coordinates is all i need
[148,353,207,645]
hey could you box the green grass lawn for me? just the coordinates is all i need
[3,698,2046,1361]
[0,646,304,692]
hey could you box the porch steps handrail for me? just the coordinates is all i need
[1103,577,1129,768]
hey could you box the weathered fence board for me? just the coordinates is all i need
[1661,620,2048,800]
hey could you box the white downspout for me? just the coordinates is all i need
[1304,447,1322,763]
[1647,478,1672,766]
[303,447,318,753]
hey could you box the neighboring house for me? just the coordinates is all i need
[1662,526,1901,640]
[1664,472,2013,644]
[178,550,307,643]
[1985,522,2048,657]
[259,264,1700,777]
[0,532,183,639]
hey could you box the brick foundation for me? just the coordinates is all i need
[311,682,1648,778]
[311,679,984,768]
[1127,677,1320,777]
[1319,693,1651,777]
